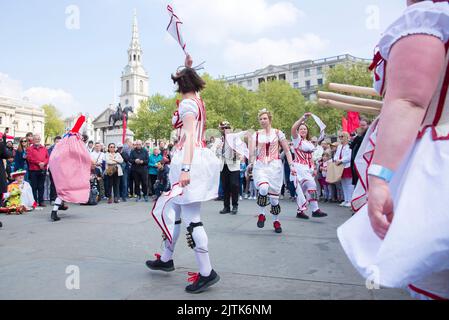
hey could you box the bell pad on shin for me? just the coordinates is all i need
[270,204,281,215]
[186,222,204,249]
[257,194,269,207]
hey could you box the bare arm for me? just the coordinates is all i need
[181,114,195,167]
[368,34,445,239]
[291,113,311,139]
[372,35,445,171]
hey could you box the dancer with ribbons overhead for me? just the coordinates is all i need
[290,112,328,220]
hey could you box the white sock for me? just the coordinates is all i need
[52,198,62,212]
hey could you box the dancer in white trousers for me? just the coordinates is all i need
[146,55,221,294]
[338,0,449,300]
[290,113,328,220]
[249,109,296,234]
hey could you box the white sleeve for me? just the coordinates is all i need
[333,146,340,162]
[179,99,199,120]
[277,130,286,143]
[379,1,449,60]
[341,146,352,165]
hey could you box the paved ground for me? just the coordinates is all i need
[0,197,411,300]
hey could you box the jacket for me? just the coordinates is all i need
[27,144,49,171]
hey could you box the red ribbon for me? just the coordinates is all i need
[155,253,161,260]
[369,51,384,82]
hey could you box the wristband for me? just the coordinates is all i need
[368,164,394,183]
[181,164,191,172]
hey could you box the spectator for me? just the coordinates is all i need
[148,147,162,198]
[130,140,149,202]
[48,136,62,204]
[87,141,94,153]
[0,129,10,212]
[14,137,29,174]
[334,132,353,207]
[105,143,123,204]
[27,134,49,207]
[118,143,130,202]
[6,140,15,158]
[319,152,332,202]
[350,118,370,186]
[90,142,106,200]
[154,159,170,198]
[25,132,33,145]
[239,156,247,201]
[5,155,15,183]
[124,139,136,199]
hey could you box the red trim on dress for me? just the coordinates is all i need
[408,284,447,301]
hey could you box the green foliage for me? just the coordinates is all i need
[42,104,64,143]
[128,94,177,141]
[132,62,374,141]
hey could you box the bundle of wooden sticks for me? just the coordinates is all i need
[317,83,382,115]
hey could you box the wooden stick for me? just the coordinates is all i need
[329,83,379,97]
[318,99,381,115]
[318,91,382,109]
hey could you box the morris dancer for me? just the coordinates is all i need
[291,113,328,220]
[249,109,296,234]
[146,54,221,294]
[338,0,449,300]
[48,116,92,222]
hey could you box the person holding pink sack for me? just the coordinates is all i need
[48,116,92,222]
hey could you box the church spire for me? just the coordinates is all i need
[128,9,142,64]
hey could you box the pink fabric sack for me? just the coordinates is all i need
[48,116,91,203]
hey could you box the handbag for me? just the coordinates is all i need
[325,162,344,184]
[105,164,117,176]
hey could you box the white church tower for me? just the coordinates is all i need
[120,10,149,112]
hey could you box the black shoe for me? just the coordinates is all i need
[296,211,310,220]
[312,210,328,218]
[145,254,175,272]
[59,204,69,211]
[51,211,61,222]
[185,270,220,294]
[274,221,282,234]
[220,208,231,214]
[231,207,238,215]
[257,214,266,228]
[0,221,2,228]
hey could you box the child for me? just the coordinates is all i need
[0,170,36,214]
[154,160,170,199]
[319,153,332,202]
[239,156,247,201]
[246,165,256,200]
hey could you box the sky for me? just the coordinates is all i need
[0,0,406,118]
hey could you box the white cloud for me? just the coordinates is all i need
[0,72,81,116]
[224,34,329,72]
[23,87,81,115]
[0,73,23,98]
[171,0,304,45]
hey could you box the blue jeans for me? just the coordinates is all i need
[120,166,129,199]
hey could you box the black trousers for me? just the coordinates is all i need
[220,164,240,209]
[49,171,57,202]
[29,170,46,204]
[106,173,120,199]
[132,169,148,197]
[149,174,158,196]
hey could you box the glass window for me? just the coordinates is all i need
[140,80,144,93]
[247,80,252,87]
[258,78,265,84]
[305,80,311,88]
[126,80,130,93]
[293,71,299,79]
[305,69,311,77]
[293,82,299,89]
[317,66,323,75]
[279,74,286,81]
[317,78,323,86]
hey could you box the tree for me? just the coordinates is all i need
[42,104,64,143]
[128,94,177,142]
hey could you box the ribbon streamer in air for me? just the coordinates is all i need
[167,5,187,55]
